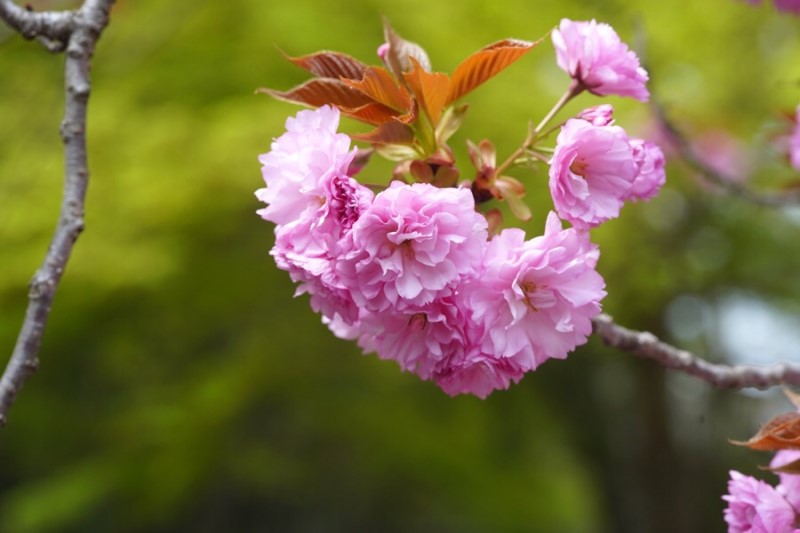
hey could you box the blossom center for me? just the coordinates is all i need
[519,280,540,311]
[408,312,428,331]
[569,159,589,177]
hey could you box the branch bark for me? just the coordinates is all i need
[0,0,114,427]
[593,313,800,389]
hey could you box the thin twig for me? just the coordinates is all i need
[651,100,800,207]
[0,0,114,427]
[592,313,800,389]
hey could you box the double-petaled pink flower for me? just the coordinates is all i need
[628,139,666,201]
[257,106,374,327]
[549,117,665,228]
[549,118,637,229]
[336,181,488,313]
[552,18,649,101]
[723,470,799,533]
[466,212,606,372]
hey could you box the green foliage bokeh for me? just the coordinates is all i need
[2,0,800,531]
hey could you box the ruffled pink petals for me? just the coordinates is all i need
[338,182,487,312]
[723,471,798,533]
[467,213,606,371]
[549,118,637,229]
[576,104,614,126]
[627,139,666,202]
[256,105,355,226]
[552,19,649,101]
[770,450,800,513]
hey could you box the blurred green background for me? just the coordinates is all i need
[2,0,800,531]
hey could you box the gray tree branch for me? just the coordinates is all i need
[0,0,114,427]
[0,0,75,50]
[593,313,800,389]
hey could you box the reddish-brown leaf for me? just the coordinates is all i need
[284,50,368,81]
[403,57,451,124]
[342,66,412,113]
[383,19,432,79]
[446,38,540,104]
[339,102,400,126]
[351,120,415,145]
[730,412,800,451]
[258,79,374,111]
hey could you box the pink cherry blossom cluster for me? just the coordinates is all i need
[549,20,665,229]
[723,450,800,533]
[257,105,606,398]
[256,18,667,397]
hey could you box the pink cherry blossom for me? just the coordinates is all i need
[361,292,473,380]
[552,19,649,101]
[723,470,798,533]
[790,106,800,171]
[549,118,637,229]
[257,106,376,329]
[256,106,356,227]
[771,449,800,513]
[434,350,525,399]
[576,104,614,126]
[466,213,606,372]
[337,181,488,312]
[627,139,666,202]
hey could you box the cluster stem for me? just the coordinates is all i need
[494,81,582,178]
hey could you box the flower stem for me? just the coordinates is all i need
[494,81,583,177]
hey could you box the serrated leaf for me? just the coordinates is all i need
[284,50,368,81]
[351,121,415,145]
[342,66,412,112]
[446,38,540,104]
[730,412,800,451]
[383,18,432,80]
[339,102,401,126]
[258,79,374,111]
[403,57,451,124]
